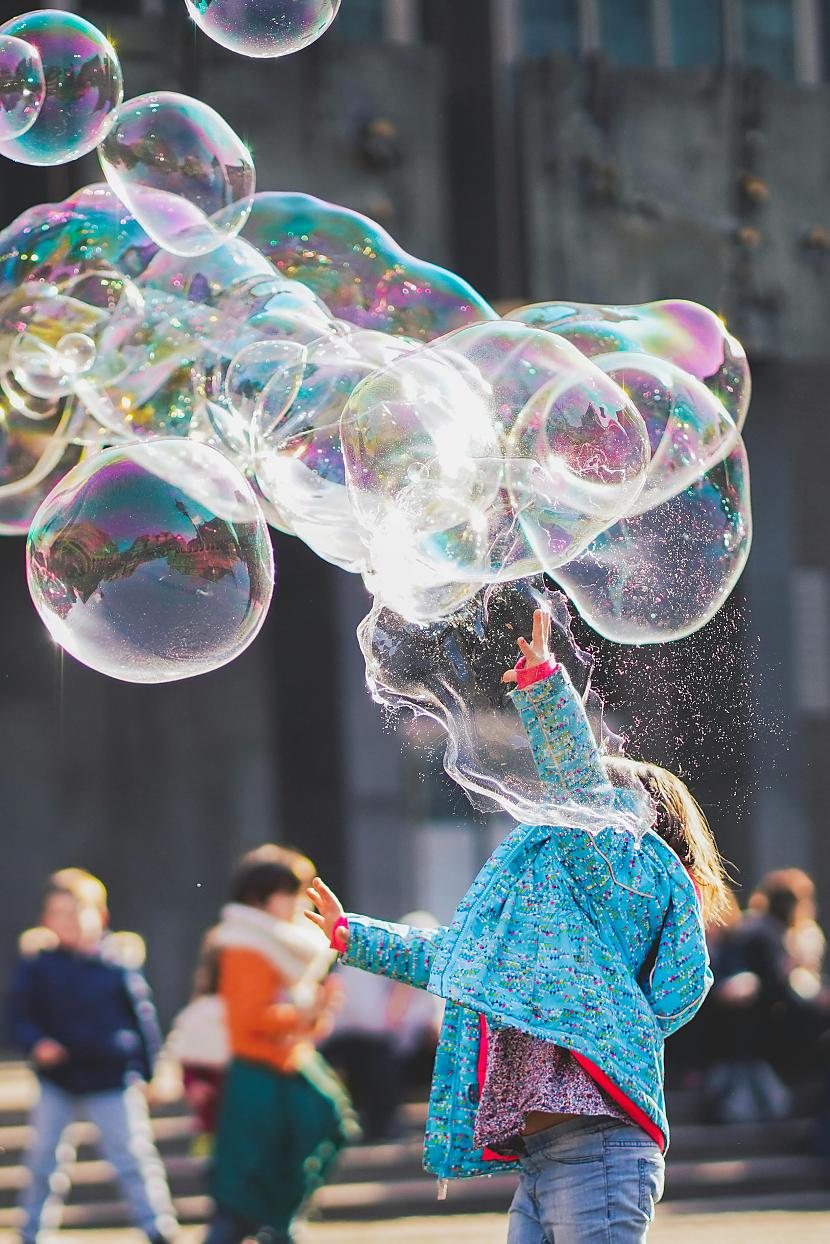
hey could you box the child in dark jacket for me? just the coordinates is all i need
[7,868,178,1244]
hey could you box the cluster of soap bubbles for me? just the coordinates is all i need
[0,8,752,745]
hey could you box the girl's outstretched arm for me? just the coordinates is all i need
[306,878,446,991]
[504,608,615,812]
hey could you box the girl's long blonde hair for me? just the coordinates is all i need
[605,757,732,926]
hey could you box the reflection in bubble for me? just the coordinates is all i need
[27,440,274,682]
[0,34,44,140]
[185,0,342,58]
[99,93,255,257]
[0,11,122,166]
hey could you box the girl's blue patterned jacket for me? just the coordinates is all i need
[343,668,713,1181]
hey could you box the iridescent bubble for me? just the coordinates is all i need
[99,93,255,257]
[0,12,122,166]
[0,185,156,297]
[592,352,739,513]
[508,299,750,429]
[185,0,341,58]
[342,320,651,610]
[359,577,647,829]
[27,440,274,683]
[0,34,44,140]
[551,440,752,644]
[241,192,498,340]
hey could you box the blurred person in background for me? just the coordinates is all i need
[6,868,177,1244]
[203,844,357,1244]
[323,910,443,1140]
[701,869,830,1123]
[159,929,228,1149]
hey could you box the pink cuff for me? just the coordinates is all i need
[515,656,559,690]
[330,916,349,951]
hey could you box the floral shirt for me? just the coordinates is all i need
[473,1025,629,1152]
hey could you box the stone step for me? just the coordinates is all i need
[0,1150,827,1230]
[0,1145,824,1223]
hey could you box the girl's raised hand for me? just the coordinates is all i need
[305,876,349,950]
[502,607,553,684]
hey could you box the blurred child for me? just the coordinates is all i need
[162,930,228,1145]
[204,845,357,1244]
[7,867,178,1244]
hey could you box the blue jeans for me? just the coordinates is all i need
[507,1118,665,1244]
[20,1078,177,1243]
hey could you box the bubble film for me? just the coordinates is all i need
[99,93,255,257]
[0,185,156,296]
[27,440,274,682]
[242,192,498,340]
[185,0,341,59]
[0,11,122,166]
[551,441,752,644]
[359,578,647,830]
[0,34,44,140]
[341,320,651,609]
[0,396,83,534]
[509,299,750,429]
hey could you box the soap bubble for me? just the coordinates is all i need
[0,34,44,139]
[0,185,156,297]
[550,440,752,644]
[359,577,647,830]
[592,352,739,513]
[185,0,341,58]
[509,299,750,429]
[99,93,255,257]
[253,330,414,570]
[226,340,307,432]
[0,11,122,166]
[242,192,498,340]
[27,440,274,683]
[341,320,651,609]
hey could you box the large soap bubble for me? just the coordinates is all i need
[360,577,646,831]
[0,11,122,166]
[0,33,44,139]
[551,440,752,644]
[26,440,274,683]
[342,319,651,613]
[99,93,255,257]
[242,192,498,340]
[185,0,341,58]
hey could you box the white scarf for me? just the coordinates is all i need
[212,903,335,1003]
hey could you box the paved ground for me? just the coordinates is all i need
[3,1202,830,1244]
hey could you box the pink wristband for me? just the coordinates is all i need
[330,916,349,951]
[515,656,559,689]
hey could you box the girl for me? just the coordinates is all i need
[307,609,728,1243]
[203,844,357,1244]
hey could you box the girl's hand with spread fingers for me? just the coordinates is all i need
[502,607,554,685]
[305,877,349,951]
